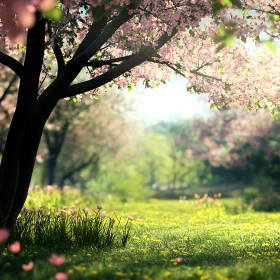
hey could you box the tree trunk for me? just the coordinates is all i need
[0,15,46,228]
[5,116,46,229]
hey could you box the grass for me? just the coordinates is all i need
[1,187,280,279]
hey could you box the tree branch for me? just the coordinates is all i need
[63,30,177,97]
[85,55,135,68]
[53,39,65,75]
[190,70,222,82]
[0,51,24,78]
[69,6,135,65]
[148,58,186,77]
[0,74,18,104]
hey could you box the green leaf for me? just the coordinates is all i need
[216,42,226,52]
[189,30,195,37]
[241,35,246,43]
[91,6,107,22]
[210,103,216,110]
[45,7,64,23]
[265,40,276,52]
[128,84,133,92]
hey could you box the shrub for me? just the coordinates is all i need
[243,188,260,204]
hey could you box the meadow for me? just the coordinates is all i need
[1,187,280,280]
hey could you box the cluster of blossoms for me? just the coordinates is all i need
[192,108,277,169]
[1,1,280,113]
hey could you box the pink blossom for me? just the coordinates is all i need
[0,228,10,244]
[97,205,102,210]
[8,241,21,253]
[55,272,68,280]
[48,253,66,266]
[174,257,183,263]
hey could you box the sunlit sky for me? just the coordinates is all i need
[130,76,213,123]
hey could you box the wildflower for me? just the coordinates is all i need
[56,212,62,218]
[164,271,171,277]
[175,257,183,263]
[63,206,67,210]
[97,205,102,210]
[0,228,10,244]
[62,185,70,191]
[82,207,89,213]
[22,261,34,271]
[39,205,46,212]
[49,253,66,266]
[194,193,200,199]
[128,216,133,221]
[8,241,21,253]
[46,212,51,217]
[44,185,53,191]
[55,272,68,280]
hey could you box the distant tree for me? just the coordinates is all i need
[194,109,280,190]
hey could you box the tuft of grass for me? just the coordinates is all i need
[11,205,132,249]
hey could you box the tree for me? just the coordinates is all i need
[40,91,135,188]
[193,108,280,190]
[0,0,279,229]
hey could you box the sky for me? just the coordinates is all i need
[130,76,213,124]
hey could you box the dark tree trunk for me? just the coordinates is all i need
[43,121,69,186]
[0,15,46,228]
[47,156,57,185]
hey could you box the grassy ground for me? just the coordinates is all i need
[1,188,280,280]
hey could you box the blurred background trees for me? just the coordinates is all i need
[1,70,280,209]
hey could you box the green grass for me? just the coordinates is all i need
[1,188,280,280]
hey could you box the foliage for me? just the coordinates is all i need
[243,187,260,205]
[253,192,280,212]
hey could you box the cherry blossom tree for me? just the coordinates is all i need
[0,0,279,229]
[193,108,280,189]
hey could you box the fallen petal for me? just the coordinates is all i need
[22,261,34,271]
[8,241,21,254]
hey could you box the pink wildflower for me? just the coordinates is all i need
[55,272,69,280]
[8,241,21,253]
[97,205,102,210]
[49,253,66,266]
[174,257,183,263]
[128,216,133,221]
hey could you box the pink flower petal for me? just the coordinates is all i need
[49,253,66,266]
[0,228,10,244]
[22,261,34,271]
[8,241,21,254]
[55,272,68,280]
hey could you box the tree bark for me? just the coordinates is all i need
[0,15,46,228]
